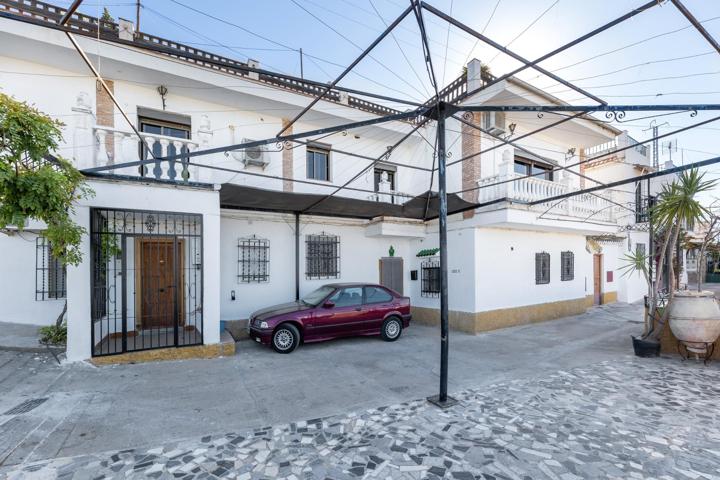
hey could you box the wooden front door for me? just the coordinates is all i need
[593,254,603,305]
[141,239,176,329]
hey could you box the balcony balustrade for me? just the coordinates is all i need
[477,156,615,223]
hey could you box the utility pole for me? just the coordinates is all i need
[135,0,141,32]
[427,101,457,409]
[644,120,666,171]
[299,48,304,79]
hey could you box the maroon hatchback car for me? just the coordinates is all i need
[248,283,411,353]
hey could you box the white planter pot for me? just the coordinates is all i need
[668,290,720,353]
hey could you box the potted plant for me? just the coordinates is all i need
[629,169,719,357]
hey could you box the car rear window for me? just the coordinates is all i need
[364,286,393,304]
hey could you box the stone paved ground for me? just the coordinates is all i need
[3,357,720,480]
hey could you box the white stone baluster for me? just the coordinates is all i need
[143,136,156,177]
[158,139,169,179]
[171,140,184,181]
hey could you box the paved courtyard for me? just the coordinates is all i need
[4,357,720,479]
[2,303,720,478]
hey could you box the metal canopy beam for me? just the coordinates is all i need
[529,153,720,206]
[434,0,660,105]
[299,118,431,214]
[0,10,423,109]
[277,4,415,136]
[82,108,424,173]
[420,1,606,106]
[452,112,720,196]
[58,0,83,25]
[452,113,605,187]
[446,112,584,168]
[670,0,720,54]
[459,104,720,113]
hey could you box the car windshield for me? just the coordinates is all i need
[301,286,336,306]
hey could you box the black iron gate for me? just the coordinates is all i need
[91,208,203,357]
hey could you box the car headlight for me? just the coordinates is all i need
[259,321,269,329]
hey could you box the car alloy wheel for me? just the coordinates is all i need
[272,323,300,353]
[381,317,402,342]
[274,329,293,349]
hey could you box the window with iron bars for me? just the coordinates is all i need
[561,251,574,281]
[36,237,66,300]
[306,233,340,279]
[421,258,441,297]
[238,235,270,283]
[535,252,551,285]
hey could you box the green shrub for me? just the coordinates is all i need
[39,321,67,345]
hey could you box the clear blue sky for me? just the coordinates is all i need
[64,0,720,197]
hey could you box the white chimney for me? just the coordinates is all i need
[118,18,135,41]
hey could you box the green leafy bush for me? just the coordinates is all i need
[39,321,67,345]
[0,93,92,265]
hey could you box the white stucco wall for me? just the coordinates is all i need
[0,231,66,326]
[219,211,415,321]
[473,228,590,312]
[65,179,220,361]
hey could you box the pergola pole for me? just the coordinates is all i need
[427,102,457,408]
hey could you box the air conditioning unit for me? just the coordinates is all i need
[237,138,270,169]
[483,111,506,135]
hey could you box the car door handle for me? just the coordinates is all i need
[354,307,362,311]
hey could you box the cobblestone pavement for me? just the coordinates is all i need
[3,356,720,480]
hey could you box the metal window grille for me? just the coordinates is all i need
[421,258,441,297]
[36,237,66,300]
[306,232,340,279]
[238,235,269,283]
[535,252,551,285]
[90,208,203,357]
[561,251,574,282]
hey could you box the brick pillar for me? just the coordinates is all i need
[282,118,293,192]
[461,112,482,219]
[96,80,115,161]
[578,147,586,189]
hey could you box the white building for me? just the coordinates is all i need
[0,0,657,362]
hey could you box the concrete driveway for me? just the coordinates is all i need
[0,303,642,468]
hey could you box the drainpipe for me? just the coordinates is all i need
[295,213,300,301]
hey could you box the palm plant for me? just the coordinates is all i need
[645,169,716,340]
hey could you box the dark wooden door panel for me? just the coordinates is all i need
[141,239,175,329]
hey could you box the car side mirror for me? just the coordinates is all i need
[322,301,335,309]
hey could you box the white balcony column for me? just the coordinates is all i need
[71,92,93,170]
[186,143,199,181]
[95,129,109,167]
[119,133,136,174]
[499,149,514,199]
[111,131,124,166]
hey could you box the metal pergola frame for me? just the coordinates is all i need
[56,0,720,408]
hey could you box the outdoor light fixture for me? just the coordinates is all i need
[157,85,168,110]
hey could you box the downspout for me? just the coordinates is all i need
[295,213,300,301]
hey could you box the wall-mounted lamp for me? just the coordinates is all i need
[157,85,168,110]
[231,290,236,301]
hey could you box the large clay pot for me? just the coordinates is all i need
[668,291,720,354]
